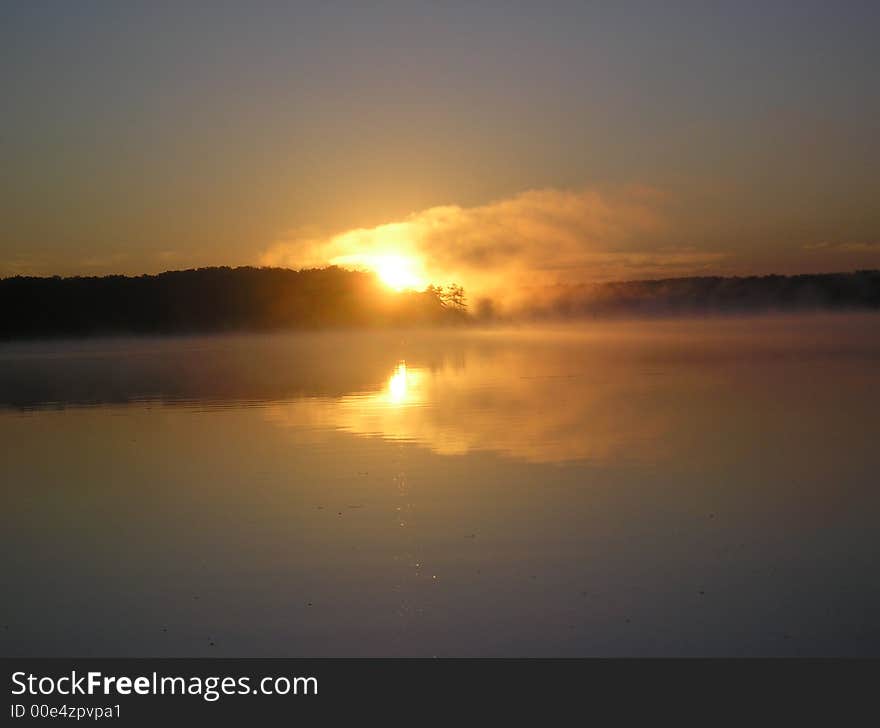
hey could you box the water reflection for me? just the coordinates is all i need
[2,316,880,657]
[264,354,673,463]
[2,316,879,465]
[387,361,412,405]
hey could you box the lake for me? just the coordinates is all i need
[2,314,879,656]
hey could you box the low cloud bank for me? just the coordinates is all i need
[261,187,727,312]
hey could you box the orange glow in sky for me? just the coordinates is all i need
[374,255,424,291]
[329,252,426,291]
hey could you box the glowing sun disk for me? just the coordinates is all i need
[373,255,424,291]
[328,251,426,291]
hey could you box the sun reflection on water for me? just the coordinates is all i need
[388,360,409,404]
[265,349,670,463]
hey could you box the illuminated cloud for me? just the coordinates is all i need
[260,187,726,309]
[804,241,880,253]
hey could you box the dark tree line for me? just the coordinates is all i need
[2,267,877,339]
[0,266,468,340]
[541,270,880,317]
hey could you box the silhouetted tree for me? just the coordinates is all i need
[440,284,467,312]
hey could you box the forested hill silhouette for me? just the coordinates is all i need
[1,267,879,339]
[0,266,466,339]
[540,270,880,318]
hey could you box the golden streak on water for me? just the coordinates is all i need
[388,360,408,404]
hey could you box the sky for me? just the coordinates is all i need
[2,1,879,298]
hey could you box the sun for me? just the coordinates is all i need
[328,251,426,291]
[373,255,425,291]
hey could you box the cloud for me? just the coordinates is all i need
[804,241,880,253]
[78,252,129,272]
[260,187,727,310]
[0,255,47,277]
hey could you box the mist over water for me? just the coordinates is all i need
[2,314,879,656]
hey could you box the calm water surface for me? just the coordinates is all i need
[2,315,879,656]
